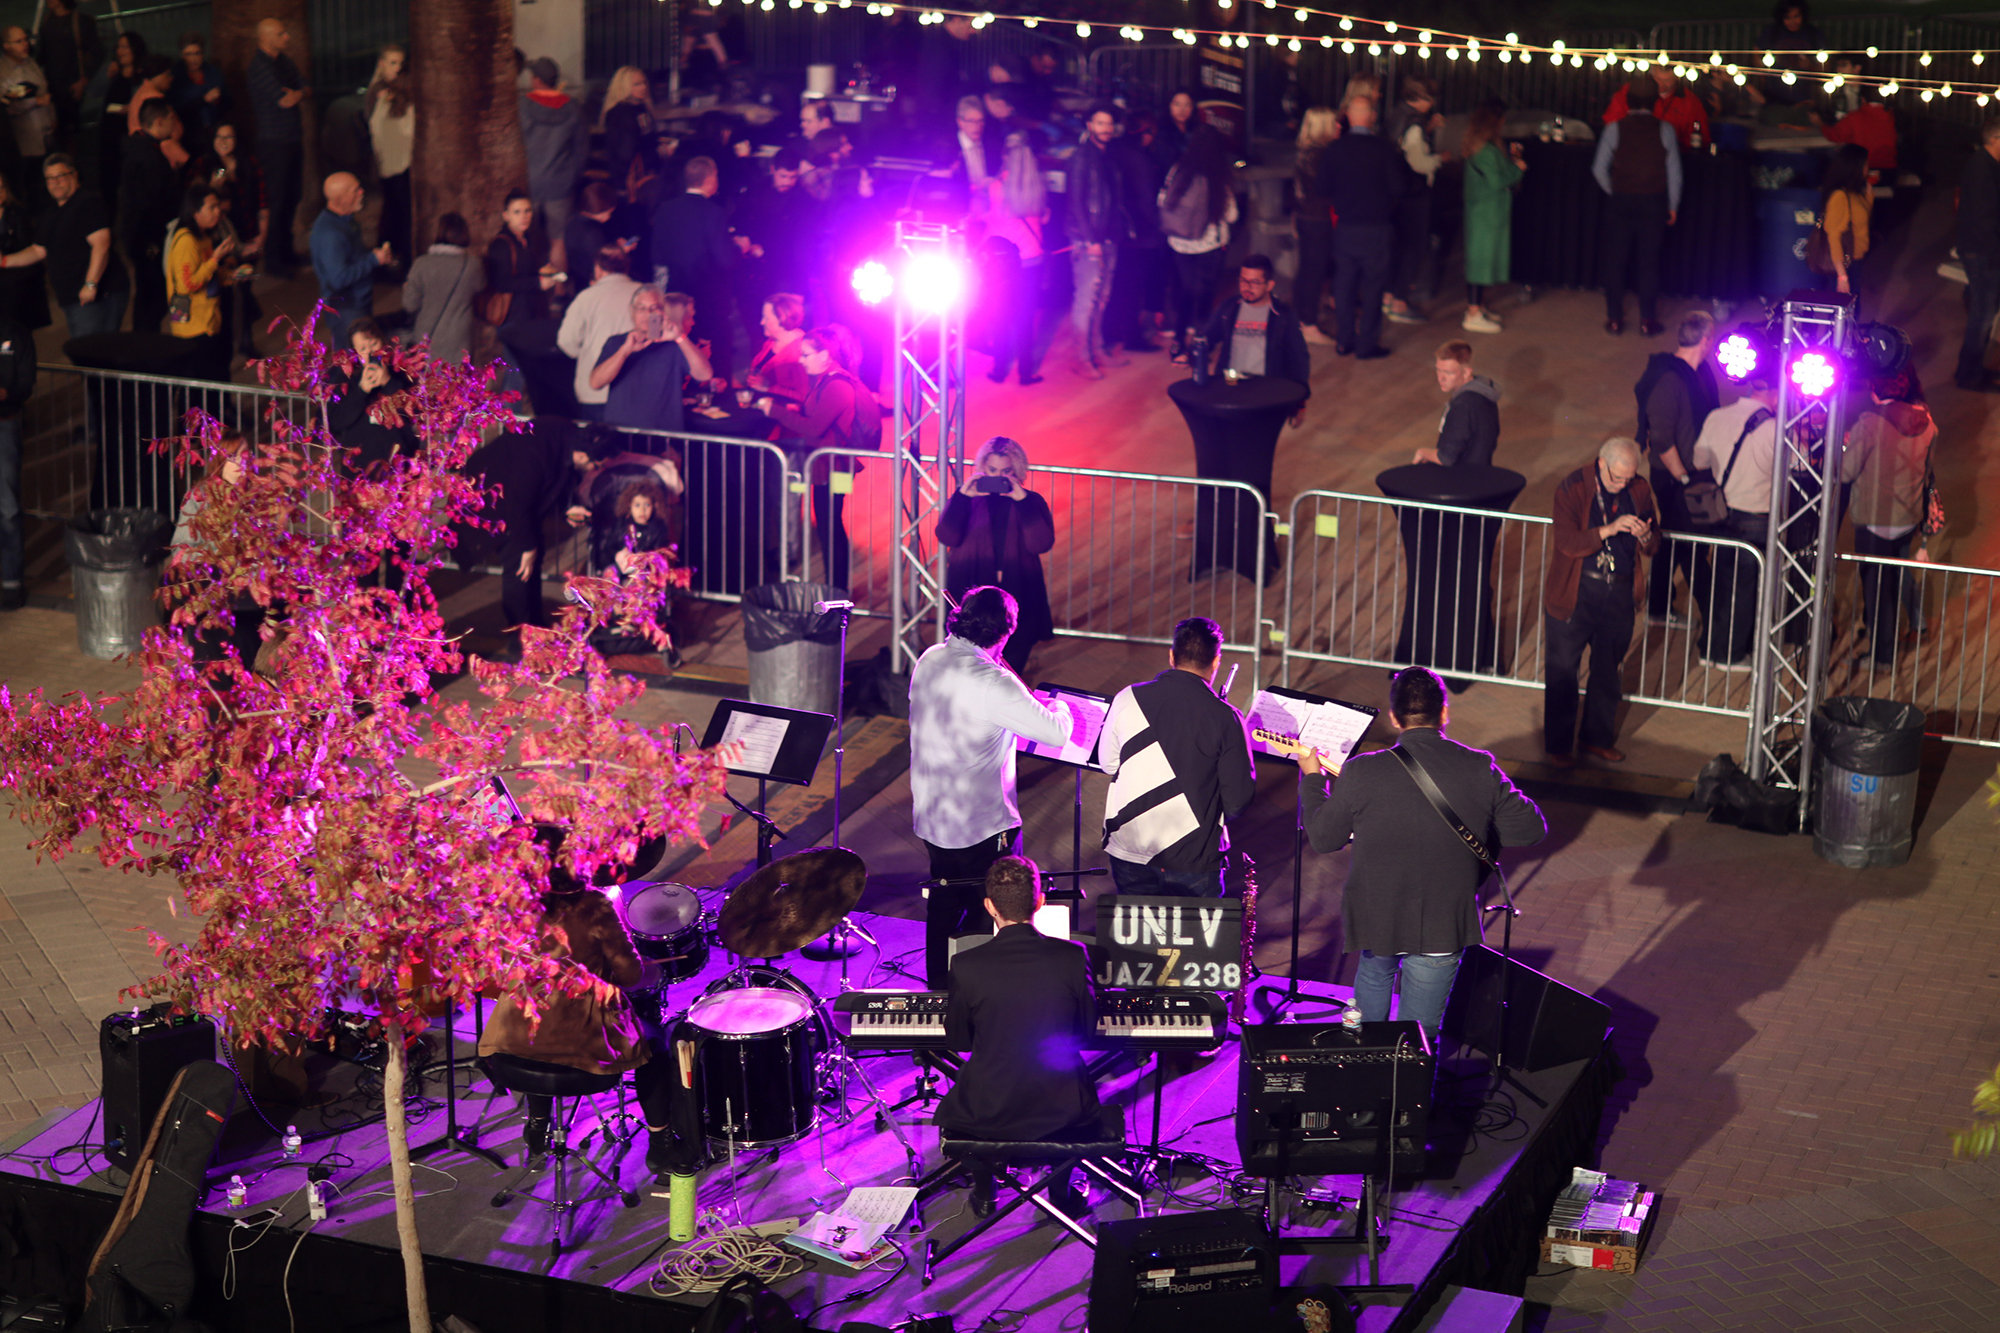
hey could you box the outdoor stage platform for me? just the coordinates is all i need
[0,902,1614,1332]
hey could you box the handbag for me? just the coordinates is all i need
[473,286,511,326]
[1805,202,1854,276]
[1389,745,1498,875]
[1683,408,1771,527]
[1920,452,1946,538]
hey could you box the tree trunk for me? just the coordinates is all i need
[410,0,526,257]
[210,0,317,258]
[380,1016,432,1333]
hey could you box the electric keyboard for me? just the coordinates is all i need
[831,988,1228,1053]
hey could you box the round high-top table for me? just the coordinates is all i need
[1169,375,1307,583]
[1376,463,1528,684]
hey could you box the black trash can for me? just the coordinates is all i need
[1810,697,1926,868]
[63,509,173,660]
[743,583,848,717]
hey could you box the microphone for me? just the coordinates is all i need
[813,598,855,614]
[1221,662,1239,699]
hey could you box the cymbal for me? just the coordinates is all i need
[719,847,867,958]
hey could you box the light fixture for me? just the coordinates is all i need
[1790,351,1837,399]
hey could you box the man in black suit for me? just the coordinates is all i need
[649,155,744,379]
[936,855,1100,1217]
[1299,667,1546,1044]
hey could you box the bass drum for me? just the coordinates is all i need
[622,882,709,983]
[685,978,823,1150]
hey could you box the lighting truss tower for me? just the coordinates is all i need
[1749,296,1854,821]
[887,221,968,673]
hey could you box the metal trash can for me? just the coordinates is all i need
[1810,697,1926,868]
[743,582,848,717]
[64,508,172,660]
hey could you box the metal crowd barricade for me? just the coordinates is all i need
[22,364,314,523]
[797,444,897,616]
[560,424,793,604]
[1087,44,1200,105]
[1279,490,1765,755]
[1829,552,2000,747]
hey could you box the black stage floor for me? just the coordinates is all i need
[0,905,1611,1332]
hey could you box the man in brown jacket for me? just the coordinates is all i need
[1544,437,1661,766]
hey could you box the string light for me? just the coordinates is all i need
[1921,52,1933,66]
[1367,43,1380,56]
[1867,45,1878,58]
[1341,40,1354,54]
[1978,52,1988,66]
[1075,21,1088,37]
[1288,37,1301,52]
[1294,7,1306,19]
[1320,35,1332,48]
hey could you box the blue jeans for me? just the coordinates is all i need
[63,289,129,339]
[1070,240,1118,362]
[1353,949,1462,1041]
[0,415,20,585]
[1108,855,1224,897]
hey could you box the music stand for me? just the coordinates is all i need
[700,699,836,869]
[1241,686,1378,1018]
[1014,682,1111,882]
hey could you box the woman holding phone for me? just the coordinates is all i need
[935,435,1055,675]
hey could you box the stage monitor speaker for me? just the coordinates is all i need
[1442,945,1611,1072]
[99,1006,219,1173]
[1087,1208,1277,1333]
[1236,1020,1432,1178]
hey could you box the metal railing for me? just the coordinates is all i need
[585,0,681,83]
[1087,44,1200,107]
[1829,552,2000,747]
[22,365,314,522]
[1279,489,1766,755]
[798,444,899,618]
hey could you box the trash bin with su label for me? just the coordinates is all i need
[1810,697,1925,868]
[742,582,848,717]
[64,508,173,659]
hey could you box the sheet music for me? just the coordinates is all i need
[720,711,790,776]
[1246,691,1374,764]
[838,1185,919,1228]
[1017,688,1107,766]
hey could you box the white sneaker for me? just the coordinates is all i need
[1462,309,1503,334]
[1302,325,1337,346]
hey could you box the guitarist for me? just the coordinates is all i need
[1297,666,1545,1045]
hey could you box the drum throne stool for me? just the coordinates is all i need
[479,1052,642,1258]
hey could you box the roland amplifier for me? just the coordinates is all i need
[1086,1208,1277,1332]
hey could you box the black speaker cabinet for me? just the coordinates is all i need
[1442,945,1611,1072]
[100,1007,219,1172]
[1087,1208,1277,1333]
[1236,1020,1432,1178]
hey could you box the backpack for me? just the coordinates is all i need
[833,371,883,453]
[1159,171,1211,241]
[689,1274,801,1333]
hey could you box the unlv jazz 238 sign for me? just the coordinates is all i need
[1091,895,1244,989]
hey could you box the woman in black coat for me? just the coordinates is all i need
[935,435,1055,676]
[484,189,555,327]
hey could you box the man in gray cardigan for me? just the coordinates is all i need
[1299,666,1546,1042]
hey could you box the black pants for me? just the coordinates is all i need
[1293,210,1334,327]
[1647,468,1696,618]
[921,826,1017,988]
[1331,222,1392,354]
[1694,510,1767,665]
[1544,575,1636,755]
[1602,192,1668,325]
[500,546,547,630]
[1168,248,1226,345]
[1391,188,1434,303]
[1959,253,2000,384]
[131,250,167,334]
[810,481,851,589]
[379,170,412,267]
[1103,242,1160,350]
[1854,526,1918,665]
[985,244,1046,380]
[258,139,304,268]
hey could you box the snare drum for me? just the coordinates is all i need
[686,984,821,1149]
[622,883,709,983]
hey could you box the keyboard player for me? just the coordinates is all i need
[935,855,1102,1218]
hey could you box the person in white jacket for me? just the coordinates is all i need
[908,585,1071,986]
[555,245,641,420]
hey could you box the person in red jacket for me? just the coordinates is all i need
[1812,81,1897,173]
[1604,65,1711,149]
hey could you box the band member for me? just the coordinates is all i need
[1099,615,1255,896]
[477,830,698,1178]
[936,855,1100,1217]
[1298,667,1546,1044]
[908,585,1071,987]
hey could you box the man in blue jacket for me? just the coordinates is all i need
[310,172,390,349]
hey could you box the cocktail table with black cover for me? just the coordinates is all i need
[1168,375,1305,583]
[1376,462,1527,685]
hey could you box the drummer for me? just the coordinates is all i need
[477,831,702,1179]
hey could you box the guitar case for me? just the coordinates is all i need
[74,1059,235,1333]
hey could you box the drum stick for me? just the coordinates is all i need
[676,1039,694,1089]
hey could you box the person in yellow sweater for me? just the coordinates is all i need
[167,183,238,381]
[1819,144,1873,299]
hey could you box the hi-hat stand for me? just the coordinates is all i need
[802,598,868,964]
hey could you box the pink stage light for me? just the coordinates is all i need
[1789,351,1837,398]
[1717,333,1759,381]
[902,252,965,312]
[851,260,893,307]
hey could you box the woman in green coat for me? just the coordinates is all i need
[1461,101,1526,335]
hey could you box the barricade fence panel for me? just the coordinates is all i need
[800,445,897,616]
[1830,553,2000,747]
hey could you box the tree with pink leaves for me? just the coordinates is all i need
[0,321,731,1333]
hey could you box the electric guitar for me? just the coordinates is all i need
[1252,728,1342,771]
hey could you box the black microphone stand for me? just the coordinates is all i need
[1480,866,1545,1108]
[1261,773,1350,1020]
[724,789,786,869]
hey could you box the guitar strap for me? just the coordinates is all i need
[1390,745,1498,875]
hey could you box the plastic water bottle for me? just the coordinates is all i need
[226,1175,247,1210]
[281,1125,303,1160]
[1341,1003,1363,1032]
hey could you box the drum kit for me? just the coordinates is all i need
[617,846,903,1162]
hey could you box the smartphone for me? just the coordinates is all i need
[974,475,1013,494]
